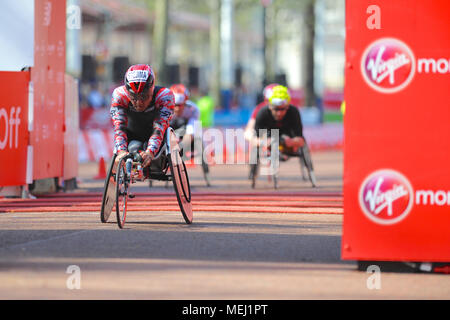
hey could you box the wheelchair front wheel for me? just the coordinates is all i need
[299,143,317,188]
[115,157,129,229]
[201,160,211,187]
[169,150,193,224]
[168,129,193,224]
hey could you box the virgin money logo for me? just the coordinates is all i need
[361,38,416,94]
[359,169,414,225]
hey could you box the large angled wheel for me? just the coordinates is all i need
[168,129,193,224]
[201,157,211,187]
[250,163,258,189]
[115,157,130,229]
[100,154,117,223]
[197,138,211,187]
[299,142,317,187]
[273,173,279,189]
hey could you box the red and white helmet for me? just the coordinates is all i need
[263,83,280,102]
[124,64,156,99]
[170,84,190,105]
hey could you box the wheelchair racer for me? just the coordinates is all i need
[169,84,200,156]
[244,83,279,142]
[251,85,305,164]
[110,64,174,170]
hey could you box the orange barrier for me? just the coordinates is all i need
[1,1,77,193]
[0,191,343,214]
[94,157,107,180]
[343,0,450,262]
[63,75,79,181]
[0,71,30,186]
[31,0,66,180]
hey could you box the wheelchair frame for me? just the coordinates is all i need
[250,139,317,189]
[173,126,211,187]
[100,127,193,228]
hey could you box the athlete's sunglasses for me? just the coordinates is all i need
[129,90,150,101]
[270,105,289,112]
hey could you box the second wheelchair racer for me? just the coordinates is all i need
[169,84,201,156]
[244,83,279,142]
[252,85,305,157]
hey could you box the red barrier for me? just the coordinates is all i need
[0,71,30,186]
[31,0,66,180]
[63,75,79,180]
[80,108,111,130]
[342,0,450,262]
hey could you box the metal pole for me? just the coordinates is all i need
[263,6,267,86]
[302,0,316,107]
[210,0,221,108]
[153,0,169,84]
[220,0,234,90]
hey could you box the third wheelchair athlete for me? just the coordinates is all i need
[248,85,316,187]
[169,84,200,155]
[169,84,211,186]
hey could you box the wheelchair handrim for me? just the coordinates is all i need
[176,152,191,202]
[100,154,117,223]
[116,158,128,228]
[169,152,193,224]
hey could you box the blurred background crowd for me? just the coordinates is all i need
[68,0,345,129]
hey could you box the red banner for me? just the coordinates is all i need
[63,75,79,180]
[31,0,66,180]
[343,0,450,261]
[80,108,112,130]
[0,72,30,186]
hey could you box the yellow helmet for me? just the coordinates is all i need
[269,85,291,107]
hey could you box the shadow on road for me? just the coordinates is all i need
[0,228,350,268]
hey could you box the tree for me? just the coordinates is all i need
[302,0,316,106]
[152,0,170,84]
[139,0,317,106]
[210,0,222,108]
[261,0,317,106]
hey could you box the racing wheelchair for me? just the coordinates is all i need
[173,125,211,187]
[148,124,211,188]
[100,127,193,229]
[250,135,317,189]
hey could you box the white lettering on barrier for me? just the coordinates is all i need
[366,5,381,30]
[418,58,450,74]
[437,59,449,73]
[416,190,450,206]
[43,1,52,27]
[0,107,22,150]
[0,109,6,149]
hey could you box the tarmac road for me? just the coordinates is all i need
[0,150,449,300]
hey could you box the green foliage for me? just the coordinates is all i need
[128,0,315,34]
[323,110,343,123]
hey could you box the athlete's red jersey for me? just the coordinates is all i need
[110,85,175,155]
